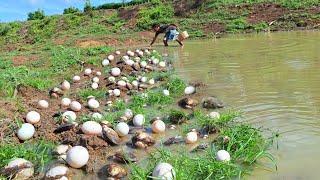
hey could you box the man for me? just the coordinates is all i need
[150,24,184,47]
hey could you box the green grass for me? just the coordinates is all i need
[77,88,107,100]
[130,122,275,179]
[0,140,55,172]
[166,76,187,97]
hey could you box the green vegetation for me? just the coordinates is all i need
[130,111,276,179]
[63,7,81,14]
[27,9,45,21]
[0,141,55,171]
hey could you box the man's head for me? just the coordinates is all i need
[152,24,160,32]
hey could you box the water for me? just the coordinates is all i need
[163,31,320,179]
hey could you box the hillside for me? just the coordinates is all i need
[0,0,319,99]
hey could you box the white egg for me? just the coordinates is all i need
[184,86,196,95]
[46,165,69,179]
[148,79,155,85]
[152,163,175,180]
[91,82,99,89]
[159,61,166,68]
[26,111,40,124]
[209,111,220,119]
[108,90,113,96]
[102,59,110,66]
[122,55,129,61]
[61,80,71,91]
[17,123,35,141]
[88,98,99,109]
[132,80,139,87]
[115,122,129,137]
[92,112,103,120]
[6,158,34,179]
[133,114,145,127]
[138,51,144,57]
[140,61,147,68]
[135,49,140,53]
[62,111,77,122]
[61,98,71,107]
[108,55,115,61]
[84,68,92,75]
[185,131,198,144]
[216,150,231,162]
[115,50,121,55]
[92,77,99,83]
[73,75,81,82]
[117,80,126,87]
[134,57,141,62]
[163,90,170,96]
[70,101,81,111]
[81,121,102,135]
[122,77,128,81]
[96,71,102,76]
[113,89,121,97]
[66,146,89,168]
[140,77,147,83]
[152,120,166,133]
[111,67,121,77]
[55,144,70,155]
[38,100,49,109]
[125,59,134,66]
[108,76,116,82]
[124,109,133,119]
[152,58,159,64]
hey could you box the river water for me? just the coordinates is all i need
[163,31,320,179]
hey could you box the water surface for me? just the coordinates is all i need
[166,31,320,179]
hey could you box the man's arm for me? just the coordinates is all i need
[150,33,159,46]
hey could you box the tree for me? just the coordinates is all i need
[63,7,81,14]
[84,0,93,13]
[27,9,45,20]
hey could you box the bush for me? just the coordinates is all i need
[27,9,45,20]
[84,0,93,14]
[0,24,11,36]
[136,2,174,29]
[63,7,81,14]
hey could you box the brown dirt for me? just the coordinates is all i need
[173,0,207,17]
[203,21,226,34]
[247,3,287,24]
[12,55,38,66]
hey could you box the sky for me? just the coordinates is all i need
[0,0,126,22]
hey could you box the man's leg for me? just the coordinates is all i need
[163,39,168,46]
[176,39,184,47]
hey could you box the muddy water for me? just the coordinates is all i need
[162,31,320,179]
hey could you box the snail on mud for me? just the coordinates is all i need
[88,98,99,109]
[61,80,71,91]
[184,86,196,95]
[185,131,198,144]
[111,67,121,76]
[38,100,49,109]
[216,150,230,162]
[132,131,155,149]
[81,121,102,135]
[3,158,34,179]
[152,162,175,180]
[133,114,145,127]
[115,122,129,137]
[84,68,92,76]
[106,163,127,179]
[70,101,81,112]
[202,96,224,109]
[102,59,110,66]
[61,98,71,107]
[152,120,166,133]
[73,75,81,82]
[26,111,40,124]
[62,111,77,122]
[178,97,198,109]
[66,146,89,168]
[45,165,69,179]
[17,123,35,141]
